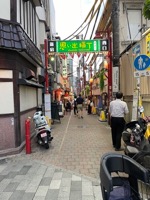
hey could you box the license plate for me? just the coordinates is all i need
[41,132,47,138]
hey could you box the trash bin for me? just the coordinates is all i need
[51,102,61,123]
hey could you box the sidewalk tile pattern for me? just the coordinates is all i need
[0,110,124,199]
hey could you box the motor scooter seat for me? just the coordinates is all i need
[124,145,139,157]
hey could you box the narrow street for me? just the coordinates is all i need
[0,109,124,200]
[28,109,116,179]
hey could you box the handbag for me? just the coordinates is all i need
[90,102,93,107]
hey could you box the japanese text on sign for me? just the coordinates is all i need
[56,40,100,53]
[48,39,109,53]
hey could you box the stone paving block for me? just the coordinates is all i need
[9,190,25,200]
[0,192,12,200]
[0,165,7,173]
[6,172,18,179]
[21,192,35,200]
[70,181,82,191]
[45,189,59,200]
[57,197,69,200]
[18,166,31,175]
[49,180,61,189]
[11,163,24,172]
[82,195,95,200]
[35,185,49,196]
[25,185,39,193]
[16,179,31,190]
[58,186,70,198]
[82,181,93,196]
[36,165,47,176]
[30,175,43,186]
[70,190,82,200]
[60,178,71,187]
[72,175,81,181]
[33,196,45,200]
[44,167,55,177]
[40,177,52,186]
[0,179,11,192]
[52,172,63,180]
[0,175,5,182]
[93,185,103,200]
[27,165,40,175]
[4,182,19,192]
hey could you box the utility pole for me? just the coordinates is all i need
[44,39,51,122]
[112,0,120,95]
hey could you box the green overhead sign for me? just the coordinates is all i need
[48,39,109,53]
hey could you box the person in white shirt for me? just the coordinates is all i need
[109,92,129,151]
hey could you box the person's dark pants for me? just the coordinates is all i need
[88,105,91,114]
[74,106,77,115]
[111,117,125,149]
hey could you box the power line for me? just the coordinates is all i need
[63,0,100,40]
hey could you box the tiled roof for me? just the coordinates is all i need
[0,19,42,66]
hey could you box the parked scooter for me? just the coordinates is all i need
[33,111,53,149]
[122,118,150,172]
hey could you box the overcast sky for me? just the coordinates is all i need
[53,0,94,40]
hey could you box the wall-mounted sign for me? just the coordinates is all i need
[48,41,56,53]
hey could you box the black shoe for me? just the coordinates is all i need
[81,116,83,119]
[115,148,124,151]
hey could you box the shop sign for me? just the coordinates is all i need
[48,39,109,53]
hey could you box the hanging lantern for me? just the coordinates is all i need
[104,60,108,69]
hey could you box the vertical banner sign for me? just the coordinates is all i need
[112,67,119,93]
[146,33,150,57]
[48,41,56,53]
[131,89,139,121]
[100,39,109,51]
[44,93,51,119]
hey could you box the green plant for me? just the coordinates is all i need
[99,69,105,91]
[85,85,90,96]
[143,0,150,19]
[81,89,84,96]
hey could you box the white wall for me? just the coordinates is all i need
[0,82,14,114]
[20,86,37,111]
[0,0,10,20]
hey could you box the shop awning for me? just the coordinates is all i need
[18,79,44,88]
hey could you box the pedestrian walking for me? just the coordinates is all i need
[109,92,129,151]
[73,96,78,115]
[65,100,71,112]
[87,97,92,115]
[76,94,84,118]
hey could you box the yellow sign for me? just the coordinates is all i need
[146,33,150,70]
[146,33,150,57]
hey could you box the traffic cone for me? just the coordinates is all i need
[99,110,106,122]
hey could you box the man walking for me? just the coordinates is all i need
[109,92,129,151]
[76,94,84,118]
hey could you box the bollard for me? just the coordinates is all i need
[25,119,31,154]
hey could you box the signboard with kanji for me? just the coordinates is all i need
[48,39,109,53]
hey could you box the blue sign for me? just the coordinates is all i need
[134,55,150,71]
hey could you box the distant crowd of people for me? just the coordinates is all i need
[56,91,129,151]
[61,94,94,119]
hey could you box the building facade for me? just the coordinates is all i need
[0,0,54,155]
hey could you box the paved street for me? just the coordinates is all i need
[0,109,124,200]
